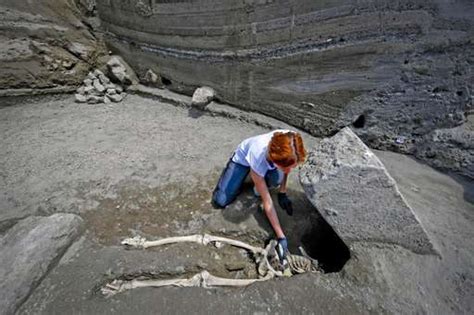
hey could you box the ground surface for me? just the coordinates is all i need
[0,94,473,314]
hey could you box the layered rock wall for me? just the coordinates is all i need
[97,0,473,177]
[0,0,106,92]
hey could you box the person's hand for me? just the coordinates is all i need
[277,192,293,216]
[276,237,289,262]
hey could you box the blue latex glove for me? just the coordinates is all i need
[278,193,294,216]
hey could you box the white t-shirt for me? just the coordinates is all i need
[232,129,290,177]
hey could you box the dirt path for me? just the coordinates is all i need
[1,94,473,314]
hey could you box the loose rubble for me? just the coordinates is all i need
[75,69,126,104]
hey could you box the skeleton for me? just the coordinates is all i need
[101,234,320,296]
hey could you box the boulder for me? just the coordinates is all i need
[0,214,84,315]
[106,55,138,86]
[299,127,436,255]
[191,86,215,108]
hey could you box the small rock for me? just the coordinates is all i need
[175,266,185,273]
[66,41,93,60]
[84,85,94,94]
[98,74,110,85]
[86,71,96,80]
[76,86,85,95]
[303,118,312,130]
[301,101,315,108]
[104,95,112,104]
[106,88,117,95]
[86,95,103,104]
[116,85,123,93]
[31,40,52,54]
[108,93,125,103]
[144,69,159,85]
[93,69,105,77]
[192,86,215,108]
[395,136,406,144]
[93,79,105,93]
[43,55,53,63]
[75,93,86,103]
[105,83,116,90]
[83,78,93,87]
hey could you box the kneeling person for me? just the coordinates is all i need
[212,130,307,261]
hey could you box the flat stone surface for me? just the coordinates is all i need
[0,213,84,315]
[299,127,436,255]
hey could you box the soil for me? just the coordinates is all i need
[0,94,473,314]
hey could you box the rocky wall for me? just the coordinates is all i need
[74,1,474,177]
[0,0,106,92]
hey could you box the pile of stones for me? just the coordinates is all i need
[75,69,126,104]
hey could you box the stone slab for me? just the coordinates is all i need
[0,213,84,315]
[299,127,436,255]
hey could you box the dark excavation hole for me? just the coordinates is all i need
[300,216,351,273]
[161,76,172,86]
[352,114,366,129]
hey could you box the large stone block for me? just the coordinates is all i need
[0,214,84,315]
[299,127,436,255]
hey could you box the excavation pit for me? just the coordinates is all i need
[300,218,351,273]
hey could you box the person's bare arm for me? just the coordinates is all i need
[250,170,285,238]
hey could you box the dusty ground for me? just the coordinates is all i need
[0,94,473,314]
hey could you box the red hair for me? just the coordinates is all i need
[268,132,307,167]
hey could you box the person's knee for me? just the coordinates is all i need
[212,190,231,208]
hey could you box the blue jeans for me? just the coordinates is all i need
[212,157,283,208]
